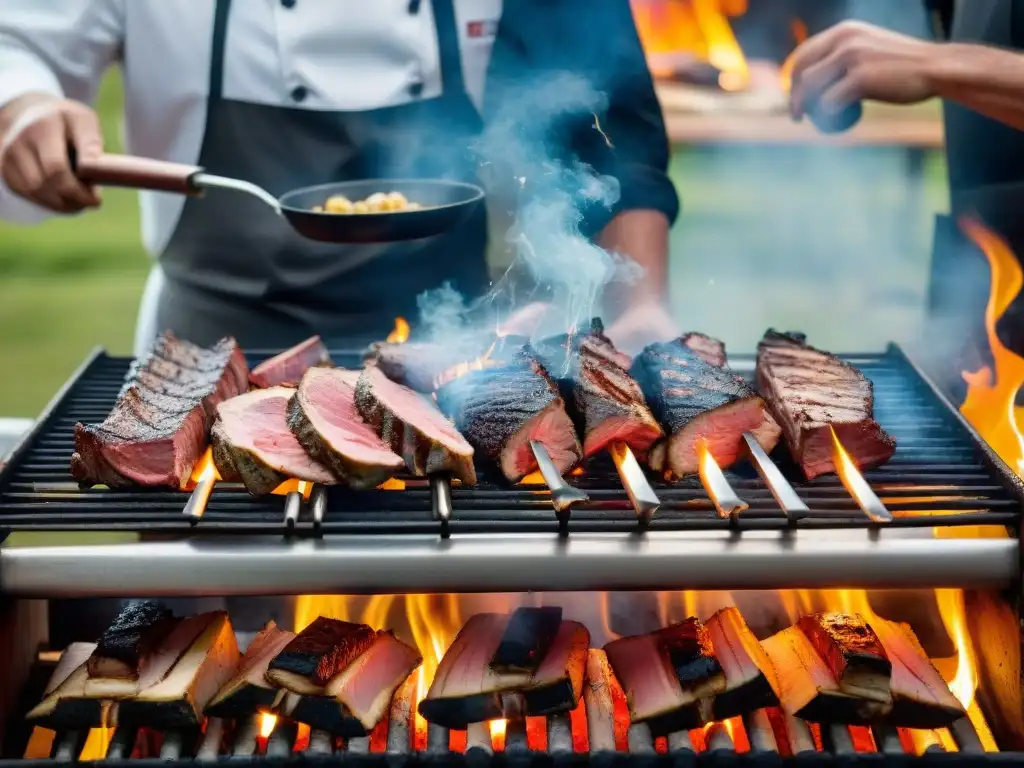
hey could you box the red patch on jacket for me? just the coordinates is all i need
[466,19,497,38]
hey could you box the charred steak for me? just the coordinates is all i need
[212,387,335,496]
[288,367,405,490]
[435,348,582,483]
[755,330,896,480]
[631,339,772,478]
[355,366,476,484]
[70,332,248,488]
[249,336,331,389]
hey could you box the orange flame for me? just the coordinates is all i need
[489,719,507,751]
[259,713,277,739]
[78,728,112,761]
[387,317,411,345]
[183,447,220,490]
[958,218,1024,477]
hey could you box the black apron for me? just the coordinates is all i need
[925,0,1024,398]
[152,0,489,350]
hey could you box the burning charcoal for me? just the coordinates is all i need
[87,600,176,680]
[630,339,776,478]
[355,366,477,484]
[756,330,896,480]
[117,611,239,729]
[870,618,965,728]
[250,335,332,389]
[796,613,892,705]
[364,341,467,393]
[435,349,582,483]
[681,333,727,368]
[324,630,422,731]
[704,607,780,720]
[211,387,336,496]
[656,618,725,702]
[205,621,295,719]
[603,632,696,733]
[70,332,248,488]
[266,617,377,696]
[288,368,406,490]
[419,613,532,728]
[575,334,664,462]
[86,609,221,700]
[491,606,563,673]
[760,626,892,724]
[26,643,105,729]
[522,619,590,715]
[280,692,366,738]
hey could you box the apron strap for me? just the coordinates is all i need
[207,0,468,103]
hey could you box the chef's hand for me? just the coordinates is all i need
[605,301,680,358]
[788,21,941,122]
[0,94,103,213]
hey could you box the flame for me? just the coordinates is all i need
[79,728,112,761]
[387,317,411,344]
[259,713,277,739]
[182,447,220,490]
[631,0,749,89]
[779,18,809,92]
[490,719,507,751]
[23,728,56,759]
[378,477,407,490]
[958,218,1024,477]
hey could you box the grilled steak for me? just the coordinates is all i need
[436,348,582,482]
[631,340,772,478]
[355,366,477,484]
[212,387,334,496]
[575,334,663,461]
[796,613,891,705]
[70,332,248,488]
[87,600,177,680]
[267,617,378,696]
[250,335,331,388]
[681,332,727,367]
[288,367,405,489]
[756,330,897,479]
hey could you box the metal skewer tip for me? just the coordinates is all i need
[309,485,327,531]
[742,432,809,521]
[429,473,453,538]
[283,490,303,530]
[697,441,748,523]
[530,440,589,527]
[829,427,892,524]
[609,441,660,527]
[182,476,216,524]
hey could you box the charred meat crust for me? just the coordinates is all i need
[796,613,891,697]
[681,332,727,368]
[491,606,563,673]
[268,618,377,689]
[656,618,724,693]
[522,619,590,715]
[249,335,332,389]
[88,601,176,679]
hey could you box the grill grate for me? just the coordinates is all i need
[0,344,1021,537]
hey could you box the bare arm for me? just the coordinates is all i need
[597,209,671,305]
[930,43,1024,131]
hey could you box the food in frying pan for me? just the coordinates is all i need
[314,191,423,214]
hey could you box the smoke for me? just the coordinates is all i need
[416,71,641,347]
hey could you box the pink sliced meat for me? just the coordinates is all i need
[250,336,331,389]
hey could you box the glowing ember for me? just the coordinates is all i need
[519,471,545,486]
[387,317,411,345]
[958,218,1024,478]
[378,477,407,490]
[22,728,55,759]
[259,713,277,739]
[489,719,507,751]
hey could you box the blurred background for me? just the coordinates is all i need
[0,0,947,418]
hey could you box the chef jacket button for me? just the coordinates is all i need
[281,0,296,8]
[291,85,308,103]
[407,0,421,12]
[408,81,424,97]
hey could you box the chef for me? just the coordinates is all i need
[786,1,1024,396]
[0,0,680,356]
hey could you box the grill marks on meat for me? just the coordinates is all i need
[631,341,770,478]
[288,368,405,490]
[70,332,248,488]
[355,365,476,484]
[436,350,581,483]
[249,335,331,388]
[756,330,896,480]
[212,387,334,495]
[576,335,663,461]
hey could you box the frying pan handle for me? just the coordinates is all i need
[71,149,204,195]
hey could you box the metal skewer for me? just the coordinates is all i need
[309,485,327,532]
[829,426,892,524]
[283,489,303,530]
[742,432,808,521]
[608,441,660,527]
[182,474,216,523]
[697,440,747,522]
[530,440,589,531]
[429,472,453,538]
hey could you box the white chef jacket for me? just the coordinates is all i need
[0,0,503,354]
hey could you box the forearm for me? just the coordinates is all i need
[598,208,670,306]
[930,43,1024,131]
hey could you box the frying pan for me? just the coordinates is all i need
[72,153,485,244]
